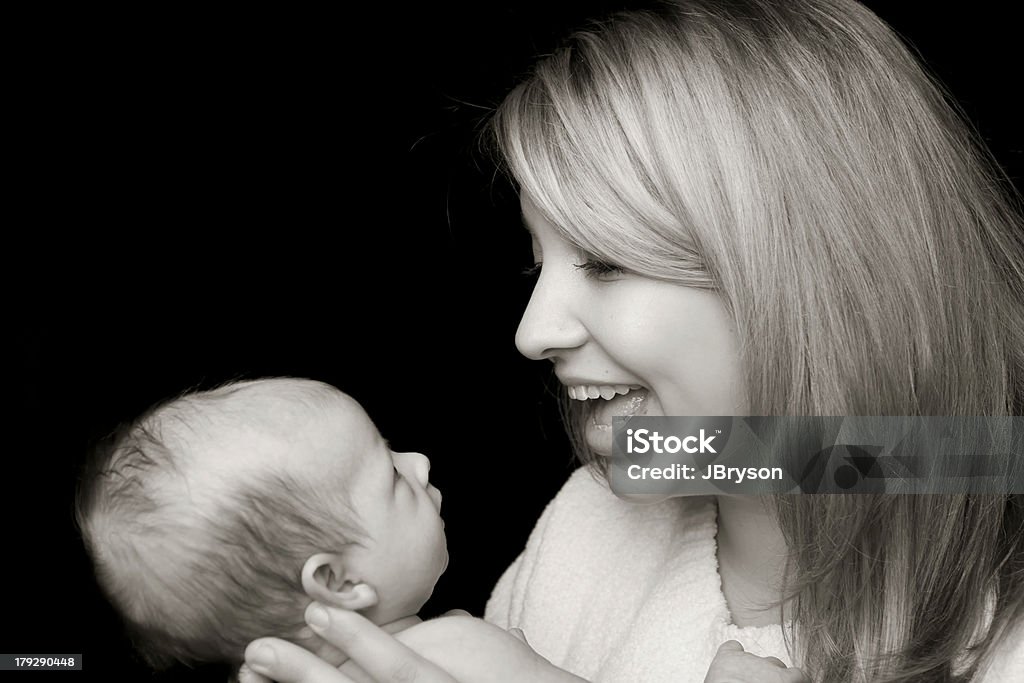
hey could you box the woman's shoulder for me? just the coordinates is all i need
[487,465,726,675]
[489,465,718,594]
[536,465,718,556]
[556,464,713,513]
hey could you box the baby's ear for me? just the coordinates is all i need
[301,553,378,610]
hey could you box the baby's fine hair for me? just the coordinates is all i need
[76,378,364,670]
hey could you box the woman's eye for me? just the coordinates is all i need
[574,258,624,278]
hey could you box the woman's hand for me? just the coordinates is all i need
[703,641,808,683]
[238,603,586,683]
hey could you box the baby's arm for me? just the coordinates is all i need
[704,641,808,683]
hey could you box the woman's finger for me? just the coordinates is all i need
[305,603,457,683]
[244,638,356,683]
[763,656,787,668]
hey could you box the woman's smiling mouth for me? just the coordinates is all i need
[565,385,653,456]
[566,384,644,400]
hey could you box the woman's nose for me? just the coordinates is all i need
[396,451,431,487]
[515,269,588,361]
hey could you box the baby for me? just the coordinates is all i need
[76,377,447,671]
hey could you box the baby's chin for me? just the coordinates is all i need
[392,572,447,620]
[428,533,449,580]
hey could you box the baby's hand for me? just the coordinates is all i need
[704,640,809,683]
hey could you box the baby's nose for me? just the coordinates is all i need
[399,451,431,487]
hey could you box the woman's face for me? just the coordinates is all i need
[516,195,747,457]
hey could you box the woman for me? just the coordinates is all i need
[242,1,1024,680]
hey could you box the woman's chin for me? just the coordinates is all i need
[614,491,674,504]
[584,420,614,456]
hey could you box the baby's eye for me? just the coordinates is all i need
[521,263,542,278]
[574,258,624,279]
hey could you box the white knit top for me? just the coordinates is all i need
[484,466,1023,682]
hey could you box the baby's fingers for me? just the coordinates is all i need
[441,609,472,617]
[706,640,809,683]
[237,663,274,683]
[779,668,809,682]
[716,640,745,654]
[244,638,357,683]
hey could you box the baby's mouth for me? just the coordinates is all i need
[427,485,442,513]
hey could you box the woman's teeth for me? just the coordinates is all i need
[567,384,644,401]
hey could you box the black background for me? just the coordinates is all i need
[8,2,1022,681]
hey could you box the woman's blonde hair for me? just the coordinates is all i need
[487,0,1024,680]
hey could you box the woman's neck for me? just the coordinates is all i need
[714,495,790,628]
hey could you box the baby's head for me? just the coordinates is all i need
[76,378,447,670]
